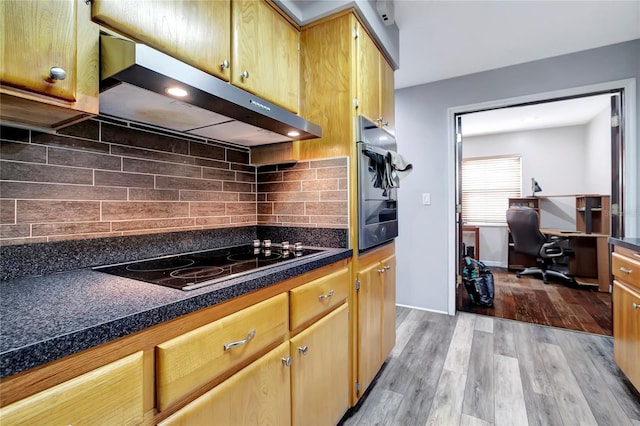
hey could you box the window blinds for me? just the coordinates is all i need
[462,155,521,224]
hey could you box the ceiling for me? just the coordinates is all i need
[394,0,640,89]
[461,93,611,137]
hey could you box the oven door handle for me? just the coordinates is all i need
[361,143,390,157]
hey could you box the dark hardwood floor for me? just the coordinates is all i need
[457,267,612,336]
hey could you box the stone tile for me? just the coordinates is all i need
[128,188,180,201]
[223,181,252,193]
[48,147,121,170]
[156,176,222,191]
[227,149,250,164]
[0,182,127,200]
[16,201,100,223]
[266,192,319,202]
[226,202,256,216]
[193,157,230,169]
[0,141,46,163]
[0,200,15,224]
[258,203,273,214]
[1,161,93,184]
[195,216,231,226]
[32,222,111,237]
[101,201,189,220]
[273,202,305,215]
[235,171,255,183]
[258,171,283,182]
[283,169,317,181]
[123,158,201,178]
[276,215,310,224]
[102,123,189,155]
[305,201,348,216]
[301,179,338,191]
[0,224,30,238]
[320,190,348,201]
[179,191,238,202]
[190,141,225,160]
[238,193,256,202]
[188,202,226,217]
[317,166,348,179]
[57,119,100,140]
[94,171,154,188]
[231,163,255,173]
[257,181,301,193]
[31,132,109,153]
[111,144,195,165]
[0,125,29,142]
[278,161,309,170]
[111,218,196,232]
[310,157,348,168]
[202,168,236,181]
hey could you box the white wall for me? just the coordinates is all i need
[394,39,639,313]
[585,106,613,193]
[463,125,589,266]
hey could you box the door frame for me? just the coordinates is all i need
[446,78,637,315]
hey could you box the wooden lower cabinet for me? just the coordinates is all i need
[356,244,396,398]
[611,245,640,391]
[0,352,144,426]
[291,304,349,426]
[159,342,291,426]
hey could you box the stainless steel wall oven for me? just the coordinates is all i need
[356,116,399,252]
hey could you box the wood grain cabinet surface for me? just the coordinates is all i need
[0,0,99,129]
[92,0,231,81]
[0,351,144,426]
[159,342,292,426]
[156,292,289,411]
[356,244,396,398]
[612,245,640,391]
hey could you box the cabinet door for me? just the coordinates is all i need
[1,0,77,100]
[159,342,291,426]
[379,56,395,134]
[357,261,383,395]
[290,304,349,426]
[0,352,144,426]
[356,23,380,125]
[92,0,231,80]
[381,254,397,359]
[613,280,640,390]
[232,0,299,112]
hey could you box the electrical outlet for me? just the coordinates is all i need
[422,193,431,205]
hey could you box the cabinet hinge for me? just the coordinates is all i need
[456,204,462,214]
[457,274,462,285]
[354,27,359,39]
[354,97,359,109]
[355,278,360,292]
[456,132,462,143]
[355,381,360,395]
[611,114,620,128]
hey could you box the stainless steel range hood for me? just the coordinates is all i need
[99,35,321,146]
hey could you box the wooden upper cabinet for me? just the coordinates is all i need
[380,57,395,134]
[356,23,380,126]
[232,0,299,113]
[92,0,231,81]
[356,22,395,134]
[0,0,98,129]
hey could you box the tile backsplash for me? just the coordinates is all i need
[0,118,348,246]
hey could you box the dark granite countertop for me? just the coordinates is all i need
[609,237,640,251]
[0,247,352,379]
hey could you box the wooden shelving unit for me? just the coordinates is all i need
[576,195,610,235]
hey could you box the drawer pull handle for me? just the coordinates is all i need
[281,356,292,367]
[318,290,334,301]
[384,265,391,270]
[377,268,386,274]
[633,303,639,310]
[298,345,309,355]
[619,267,633,275]
[224,329,256,351]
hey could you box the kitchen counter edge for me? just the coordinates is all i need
[0,248,352,379]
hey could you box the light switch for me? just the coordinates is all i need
[422,193,431,205]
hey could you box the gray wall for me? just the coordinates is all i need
[395,39,639,313]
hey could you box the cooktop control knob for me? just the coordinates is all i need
[294,242,303,251]
[262,239,271,248]
[281,241,290,250]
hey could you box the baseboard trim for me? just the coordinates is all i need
[480,260,506,268]
[396,303,450,316]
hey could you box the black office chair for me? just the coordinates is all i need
[506,206,576,285]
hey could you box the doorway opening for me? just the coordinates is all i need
[453,89,627,335]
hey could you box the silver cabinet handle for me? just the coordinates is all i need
[619,267,633,274]
[49,67,66,81]
[223,329,255,350]
[240,70,249,79]
[220,59,230,69]
[633,302,639,310]
[377,268,386,273]
[318,289,334,301]
[298,346,309,355]
[281,356,292,367]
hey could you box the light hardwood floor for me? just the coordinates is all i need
[341,307,640,426]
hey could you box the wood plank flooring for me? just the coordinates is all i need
[456,268,612,335]
[341,307,640,426]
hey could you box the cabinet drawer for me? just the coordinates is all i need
[158,342,291,426]
[156,293,288,410]
[612,252,640,288]
[290,266,349,330]
[0,352,143,425]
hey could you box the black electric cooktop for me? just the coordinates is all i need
[95,242,325,291]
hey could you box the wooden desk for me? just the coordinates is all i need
[542,229,610,292]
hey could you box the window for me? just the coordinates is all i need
[462,155,521,224]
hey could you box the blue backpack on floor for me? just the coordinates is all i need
[462,256,495,307]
